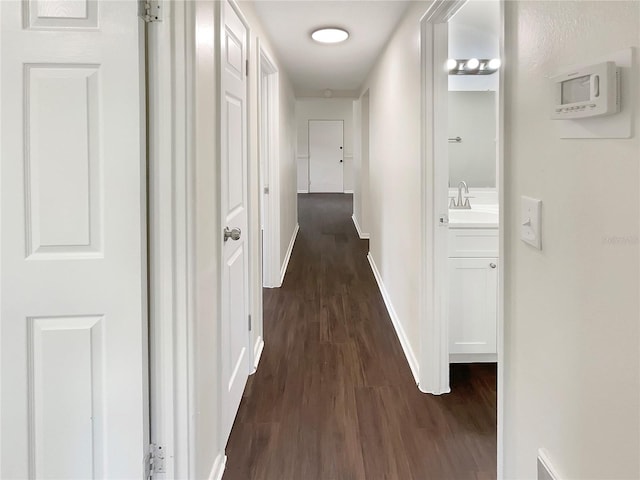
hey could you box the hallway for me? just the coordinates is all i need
[224,194,496,480]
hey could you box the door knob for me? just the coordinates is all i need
[224,227,241,242]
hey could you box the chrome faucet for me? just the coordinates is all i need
[449,181,471,209]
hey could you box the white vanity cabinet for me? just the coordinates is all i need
[448,227,498,362]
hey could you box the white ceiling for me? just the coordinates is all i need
[251,1,412,97]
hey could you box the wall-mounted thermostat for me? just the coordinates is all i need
[551,61,620,120]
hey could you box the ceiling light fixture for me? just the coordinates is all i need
[311,27,349,44]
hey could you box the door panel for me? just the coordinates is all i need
[309,120,344,193]
[1,1,147,478]
[220,0,251,445]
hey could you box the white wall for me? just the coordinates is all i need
[358,1,428,363]
[353,91,370,235]
[503,2,640,479]
[295,98,354,192]
[278,80,298,265]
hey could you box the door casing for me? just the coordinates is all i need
[258,43,281,290]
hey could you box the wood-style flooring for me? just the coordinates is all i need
[224,193,496,480]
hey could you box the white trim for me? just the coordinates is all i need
[297,154,310,159]
[367,253,420,385]
[148,1,194,477]
[297,189,309,194]
[258,42,281,290]
[537,449,561,480]
[450,353,498,363]
[351,215,370,239]
[419,2,463,396]
[279,223,299,286]
[344,189,354,194]
[497,1,506,477]
[252,336,264,373]
[207,454,227,480]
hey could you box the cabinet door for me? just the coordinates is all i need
[449,258,498,354]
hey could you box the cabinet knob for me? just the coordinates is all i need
[489,263,497,269]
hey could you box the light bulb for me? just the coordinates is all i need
[446,59,458,71]
[465,58,480,70]
[488,58,502,70]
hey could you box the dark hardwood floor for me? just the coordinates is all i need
[223,193,496,480]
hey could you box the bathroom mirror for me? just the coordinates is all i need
[448,90,497,188]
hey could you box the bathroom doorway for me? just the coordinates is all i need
[420,0,505,473]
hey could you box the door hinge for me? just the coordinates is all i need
[246,59,249,77]
[146,444,166,478]
[263,186,269,194]
[439,214,449,226]
[248,314,252,331]
[139,0,162,23]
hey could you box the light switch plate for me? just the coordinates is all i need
[521,196,542,249]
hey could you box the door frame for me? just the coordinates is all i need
[307,119,345,193]
[257,41,281,290]
[147,1,195,478]
[419,0,506,476]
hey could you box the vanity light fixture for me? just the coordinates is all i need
[447,58,501,75]
[311,27,349,44]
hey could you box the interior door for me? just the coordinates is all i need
[0,1,147,479]
[309,120,344,193]
[220,0,251,445]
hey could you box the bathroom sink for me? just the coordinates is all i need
[448,205,499,228]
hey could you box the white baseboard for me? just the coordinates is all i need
[344,189,354,194]
[280,223,299,285]
[297,189,309,194]
[208,453,227,480]
[367,253,419,385]
[450,353,497,364]
[351,215,370,239]
[252,335,264,373]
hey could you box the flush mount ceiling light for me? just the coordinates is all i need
[311,27,349,44]
[447,58,501,75]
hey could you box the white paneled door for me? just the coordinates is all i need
[220,0,251,445]
[309,120,344,193]
[1,1,147,479]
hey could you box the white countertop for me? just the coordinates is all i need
[449,205,499,229]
